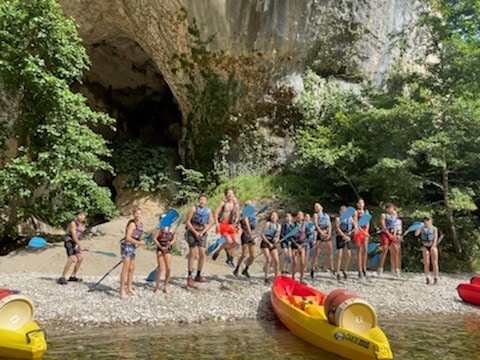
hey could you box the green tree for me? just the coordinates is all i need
[0,0,116,240]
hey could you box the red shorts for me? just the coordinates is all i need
[354,227,368,244]
[380,232,398,246]
[219,222,238,237]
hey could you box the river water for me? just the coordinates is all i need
[43,314,480,360]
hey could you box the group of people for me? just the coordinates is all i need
[57,189,441,298]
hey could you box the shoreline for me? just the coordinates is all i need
[1,215,479,329]
[1,270,479,329]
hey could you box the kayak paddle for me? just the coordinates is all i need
[160,208,180,228]
[28,236,116,257]
[367,242,378,254]
[358,213,372,227]
[206,237,226,255]
[340,206,355,221]
[256,204,269,216]
[88,260,123,291]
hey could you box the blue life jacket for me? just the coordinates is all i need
[420,225,435,242]
[281,222,292,240]
[192,206,210,226]
[317,212,330,229]
[385,213,397,230]
[340,217,353,233]
[305,220,315,239]
[265,222,280,241]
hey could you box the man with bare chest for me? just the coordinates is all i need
[212,187,240,267]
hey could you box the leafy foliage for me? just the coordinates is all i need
[0,0,116,239]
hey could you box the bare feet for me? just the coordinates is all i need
[154,288,160,294]
[120,291,128,299]
[163,286,169,294]
[127,289,136,295]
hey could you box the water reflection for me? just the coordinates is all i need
[43,314,480,360]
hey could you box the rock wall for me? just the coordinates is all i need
[58,0,425,172]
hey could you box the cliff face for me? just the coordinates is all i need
[58,0,424,171]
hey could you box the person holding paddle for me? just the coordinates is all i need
[119,208,145,299]
[185,195,214,287]
[310,203,333,279]
[377,203,399,276]
[280,213,294,274]
[152,225,176,293]
[353,198,370,279]
[291,211,308,284]
[260,211,281,284]
[57,210,86,285]
[335,206,355,281]
[233,201,256,279]
[414,216,439,285]
[212,187,240,268]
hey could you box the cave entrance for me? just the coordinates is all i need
[74,37,182,203]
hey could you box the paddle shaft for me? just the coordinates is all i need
[89,260,123,291]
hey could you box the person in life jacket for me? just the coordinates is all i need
[233,201,256,279]
[310,203,333,279]
[377,203,399,276]
[280,213,293,274]
[414,216,439,285]
[353,198,370,279]
[185,194,214,287]
[152,225,177,293]
[290,211,308,284]
[119,208,146,299]
[392,209,403,277]
[212,187,240,268]
[335,206,354,281]
[58,210,86,285]
[260,211,281,284]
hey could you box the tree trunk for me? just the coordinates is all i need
[442,159,461,254]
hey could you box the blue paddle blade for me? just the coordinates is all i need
[206,237,225,255]
[367,243,378,254]
[340,206,355,221]
[405,221,423,235]
[240,205,256,219]
[371,253,380,267]
[146,268,157,282]
[28,237,48,248]
[256,205,269,216]
[160,209,180,228]
[358,213,372,227]
[280,227,300,242]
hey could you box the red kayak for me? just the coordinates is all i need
[457,283,480,306]
[471,276,480,285]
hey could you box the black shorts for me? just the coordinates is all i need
[336,236,355,250]
[316,230,330,242]
[290,241,305,250]
[280,240,290,249]
[64,240,79,257]
[157,247,172,254]
[260,240,278,250]
[241,232,255,245]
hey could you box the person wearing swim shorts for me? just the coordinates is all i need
[377,203,398,276]
[415,216,439,285]
[233,201,256,279]
[280,213,293,274]
[58,210,86,285]
[120,208,145,299]
[310,203,333,278]
[185,194,214,287]
[212,187,240,268]
[153,225,176,293]
[260,211,281,284]
[353,198,370,279]
[290,211,307,284]
[335,206,354,281]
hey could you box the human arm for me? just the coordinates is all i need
[261,222,275,248]
[213,202,223,233]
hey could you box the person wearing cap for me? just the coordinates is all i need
[415,216,439,285]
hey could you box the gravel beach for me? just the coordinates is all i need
[0,215,479,328]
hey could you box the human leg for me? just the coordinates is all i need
[262,248,271,282]
[422,248,431,283]
[155,252,163,293]
[120,258,130,298]
[164,253,171,292]
[127,259,136,294]
[271,249,280,277]
[431,247,439,282]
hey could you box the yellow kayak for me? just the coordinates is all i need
[0,292,47,359]
[271,276,393,360]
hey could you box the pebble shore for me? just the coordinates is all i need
[1,268,479,328]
